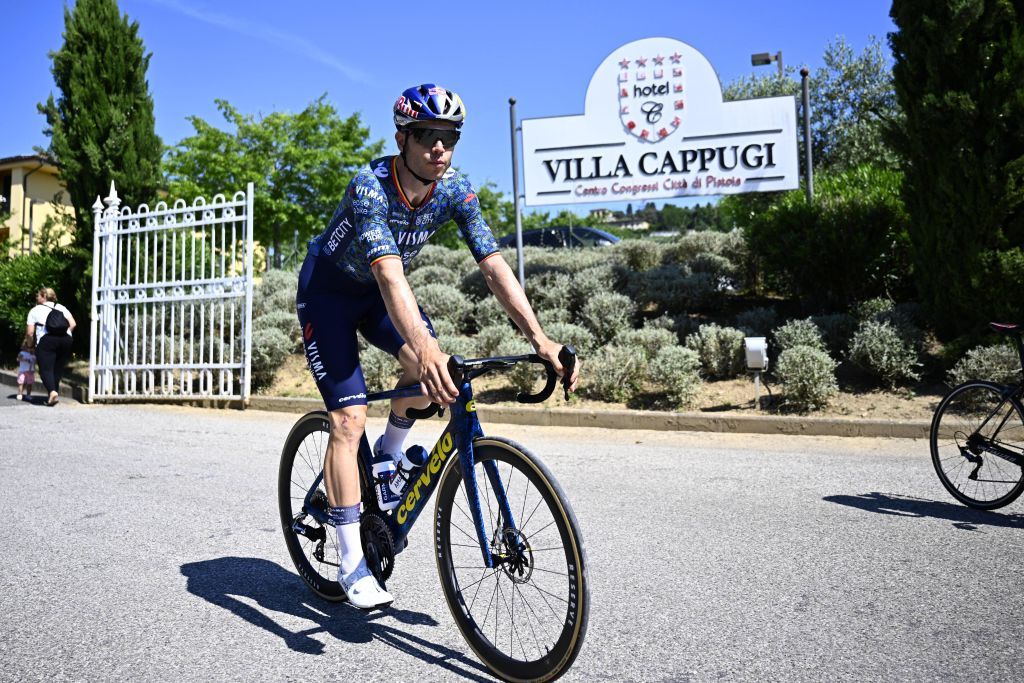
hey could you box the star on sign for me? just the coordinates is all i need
[653,55,665,65]
[636,56,648,67]
[670,52,682,64]
[619,58,630,69]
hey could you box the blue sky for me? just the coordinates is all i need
[4,0,896,215]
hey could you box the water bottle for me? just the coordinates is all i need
[388,445,429,500]
[372,451,400,511]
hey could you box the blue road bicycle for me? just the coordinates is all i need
[277,348,589,682]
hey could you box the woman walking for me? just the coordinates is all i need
[26,287,76,406]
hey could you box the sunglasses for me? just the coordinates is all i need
[407,127,461,149]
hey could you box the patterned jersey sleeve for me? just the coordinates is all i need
[450,174,500,262]
[349,170,399,267]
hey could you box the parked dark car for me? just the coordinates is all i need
[496,226,620,249]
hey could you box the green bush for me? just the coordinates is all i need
[254,310,301,351]
[253,268,297,318]
[475,323,513,357]
[360,344,401,392]
[251,327,291,389]
[852,297,894,322]
[469,296,508,331]
[569,265,617,313]
[429,318,458,340]
[947,344,1022,387]
[627,264,690,313]
[582,345,647,403]
[613,327,678,361]
[684,324,746,379]
[415,283,473,331]
[543,322,597,357]
[649,346,702,409]
[580,292,636,344]
[688,253,736,286]
[0,248,90,359]
[411,244,475,273]
[407,264,460,289]
[735,306,779,337]
[810,312,857,355]
[538,307,572,326]
[848,319,921,387]
[745,165,911,310]
[776,345,839,411]
[443,335,479,360]
[772,318,826,354]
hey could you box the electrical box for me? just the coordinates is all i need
[744,337,768,371]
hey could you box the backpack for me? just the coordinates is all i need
[44,303,69,335]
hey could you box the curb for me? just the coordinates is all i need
[0,369,87,403]
[0,370,931,439]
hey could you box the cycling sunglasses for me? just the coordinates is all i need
[407,127,461,149]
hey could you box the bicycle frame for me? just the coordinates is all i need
[298,377,515,568]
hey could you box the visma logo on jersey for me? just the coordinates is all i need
[396,432,455,524]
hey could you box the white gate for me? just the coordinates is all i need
[88,182,255,403]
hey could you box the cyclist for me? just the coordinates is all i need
[296,83,580,609]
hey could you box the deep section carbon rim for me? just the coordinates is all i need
[930,382,1024,509]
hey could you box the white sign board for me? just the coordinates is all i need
[521,37,799,206]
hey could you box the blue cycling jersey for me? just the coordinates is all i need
[310,155,500,283]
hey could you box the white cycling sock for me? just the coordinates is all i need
[381,410,415,456]
[329,504,364,577]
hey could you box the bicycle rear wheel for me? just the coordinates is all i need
[277,411,345,601]
[434,437,589,682]
[930,381,1024,509]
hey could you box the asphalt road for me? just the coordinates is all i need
[1,397,1022,682]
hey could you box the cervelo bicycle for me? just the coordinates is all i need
[278,348,589,682]
[929,322,1024,509]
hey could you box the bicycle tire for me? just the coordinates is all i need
[434,437,589,682]
[277,411,345,601]
[930,381,1024,510]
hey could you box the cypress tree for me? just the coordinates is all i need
[39,0,162,248]
[888,0,1024,338]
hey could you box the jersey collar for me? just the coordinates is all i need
[390,156,435,210]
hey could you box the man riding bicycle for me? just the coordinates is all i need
[296,83,580,609]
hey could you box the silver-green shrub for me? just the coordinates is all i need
[470,296,508,331]
[569,264,617,314]
[947,344,1022,387]
[429,318,458,340]
[852,297,894,322]
[581,345,647,403]
[538,307,572,326]
[360,344,401,392]
[614,239,663,271]
[848,319,921,386]
[811,312,857,355]
[411,244,476,273]
[580,292,636,343]
[493,337,540,394]
[685,323,746,379]
[775,344,838,411]
[253,268,297,318]
[254,310,301,351]
[407,264,460,289]
[544,322,597,356]
[735,306,779,337]
[613,327,678,361]
[476,323,513,357]
[251,327,291,389]
[772,318,826,354]
[442,335,479,361]
[415,283,473,331]
[649,346,702,409]
[688,253,735,283]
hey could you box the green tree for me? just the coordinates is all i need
[38,0,162,248]
[888,0,1024,337]
[164,96,383,267]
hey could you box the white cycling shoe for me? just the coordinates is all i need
[340,561,393,610]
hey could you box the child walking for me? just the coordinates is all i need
[17,336,36,401]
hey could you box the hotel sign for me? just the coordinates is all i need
[521,37,799,206]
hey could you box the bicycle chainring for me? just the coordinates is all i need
[361,512,395,584]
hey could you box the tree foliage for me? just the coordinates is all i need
[164,96,383,266]
[888,0,1024,338]
[38,0,163,248]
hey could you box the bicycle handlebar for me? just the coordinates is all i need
[404,346,578,419]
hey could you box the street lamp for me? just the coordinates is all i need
[751,51,783,79]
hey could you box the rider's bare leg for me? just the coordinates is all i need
[379,344,433,457]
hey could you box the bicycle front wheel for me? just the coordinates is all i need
[930,381,1024,509]
[434,437,589,683]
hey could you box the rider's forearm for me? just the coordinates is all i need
[371,257,435,358]
[480,255,550,350]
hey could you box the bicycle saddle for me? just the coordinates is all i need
[989,322,1024,334]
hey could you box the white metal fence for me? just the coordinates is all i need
[88,182,254,402]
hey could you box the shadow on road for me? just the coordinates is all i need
[824,492,1024,530]
[181,557,493,680]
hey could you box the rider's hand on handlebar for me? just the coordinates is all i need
[418,338,459,404]
[536,339,579,393]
